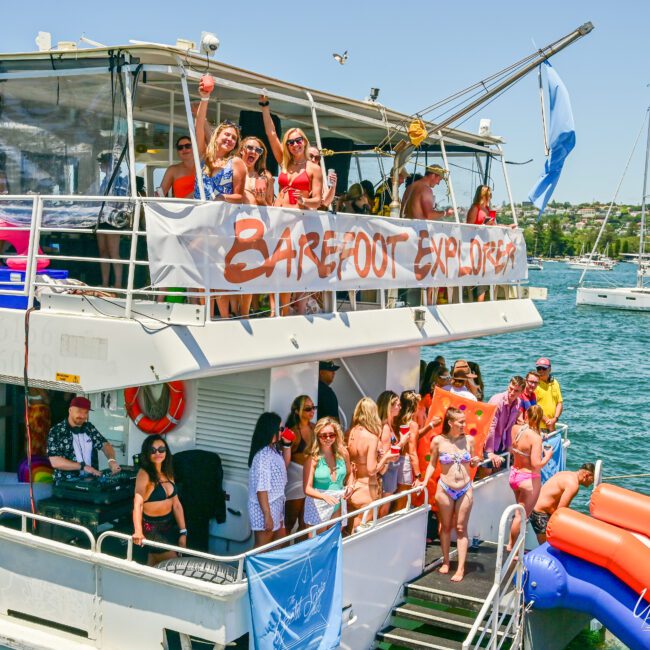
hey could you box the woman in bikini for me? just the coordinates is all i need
[303,417,353,531]
[507,404,554,551]
[159,135,197,199]
[394,390,421,510]
[132,435,187,566]
[417,407,481,582]
[376,391,405,517]
[195,76,247,318]
[260,94,323,315]
[346,397,398,533]
[284,395,317,533]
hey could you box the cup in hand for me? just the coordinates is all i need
[390,444,401,455]
[488,209,497,223]
[254,176,267,194]
[399,424,410,436]
[280,427,296,443]
[199,74,215,94]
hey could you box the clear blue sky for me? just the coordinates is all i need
[2,0,649,205]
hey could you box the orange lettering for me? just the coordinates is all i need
[320,230,338,277]
[413,230,432,280]
[469,238,482,275]
[386,233,409,278]
[297,232,321,280]
[354,231,372,278]
[371,233,388,277]
[337,231,356,280]
[268,226,295,278]
[224,218,269,283]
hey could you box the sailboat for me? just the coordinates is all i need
[576,107,650,310]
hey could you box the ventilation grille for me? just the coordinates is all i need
[195,379,267,479]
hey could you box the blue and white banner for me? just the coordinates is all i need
[245,523,343,650]
[541,432,565,484]
[528,61,576,216]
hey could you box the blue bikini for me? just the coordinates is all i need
[194,159,234,200]
[439,450,472,501]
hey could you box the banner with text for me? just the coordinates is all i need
[145,202,528,292]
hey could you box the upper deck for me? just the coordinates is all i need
[0,43,538,392]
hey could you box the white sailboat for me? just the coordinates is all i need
[577,106,650,310]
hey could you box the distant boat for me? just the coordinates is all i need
[577,107,650,310]
[527,256,544,270]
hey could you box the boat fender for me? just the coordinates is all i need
[124,381,185,435]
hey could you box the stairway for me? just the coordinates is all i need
[375,543,515,650]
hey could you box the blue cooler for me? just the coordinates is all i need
[0,269,69,309]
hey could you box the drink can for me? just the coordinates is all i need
[471,534,480,549]
[132,454,140,468]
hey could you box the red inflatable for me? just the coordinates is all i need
[124,381,185,435]
[590,483,650,537]
[546,507,650,603]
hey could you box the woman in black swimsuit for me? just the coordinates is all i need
[132,435,187,566]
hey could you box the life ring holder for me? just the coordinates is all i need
[124,381,185,435]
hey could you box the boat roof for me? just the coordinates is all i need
[0,44,503,152]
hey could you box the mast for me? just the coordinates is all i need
[638,107,650,287]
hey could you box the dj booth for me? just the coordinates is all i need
[38,469,137,544]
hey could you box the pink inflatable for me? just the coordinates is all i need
[0,218,49,271]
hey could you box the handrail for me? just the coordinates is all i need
[0,506,96,551]
[462,504,526,650]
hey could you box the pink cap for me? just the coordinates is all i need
[535,357,551,368]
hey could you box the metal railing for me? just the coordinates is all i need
[1,487,427,585]
[462,504,527,650]
[0,194,528,321]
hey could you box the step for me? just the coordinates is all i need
[405,583,486,613]
[377,626,463,650]
[393,603,506,638]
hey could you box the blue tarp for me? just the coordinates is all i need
[541,431,565,484]
[528,62,576,216]
[245,523,343,650]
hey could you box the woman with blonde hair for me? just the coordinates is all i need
[195,76,247,319]
[283,395,317,533]
[303,417,353,531]
[466,185,494,302]
[394,390,421,510]
[376,390,404,516]
[346,397,397,532]
[507,405,554,551]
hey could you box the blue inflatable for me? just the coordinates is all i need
[524,543,650,650]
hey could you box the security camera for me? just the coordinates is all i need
[200,32,220,57]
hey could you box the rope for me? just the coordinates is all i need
[602,473,650,480]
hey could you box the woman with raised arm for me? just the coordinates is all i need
[260,94,324,315]
[283,395,317,534]
[507,405,554,551]
[159,135,196,199]
[416,407,481,582]
[194,76,247,319]
[303,417,353,531]
[247,412,293,548]
[346,397,398,533]
[132,435,187,566]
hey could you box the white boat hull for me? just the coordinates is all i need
[576,286,650,310]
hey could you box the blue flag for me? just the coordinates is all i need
[528,62,576,216]
[541,431,565,484]
[245,523,343,650]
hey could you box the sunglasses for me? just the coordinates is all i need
[176,143,192,151]
[303,405,317,412]
[287,136,304,147]
[318,432,336,440]
[308,154,321,162]
[150,446,167,454]
[220,119,241,130]
[245,144,264,155]
[536,366,549,372]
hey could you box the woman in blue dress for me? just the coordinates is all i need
[195,75,247,318]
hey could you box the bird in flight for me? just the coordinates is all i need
[332,50,348,65]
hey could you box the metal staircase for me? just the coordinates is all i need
[376,505,526,650]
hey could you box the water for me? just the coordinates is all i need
[422,261,650,511]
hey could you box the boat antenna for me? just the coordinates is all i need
[637,102,650,287]
[577,107,648,287]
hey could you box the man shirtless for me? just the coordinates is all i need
[400,164,451,220]
[530,463,595,543]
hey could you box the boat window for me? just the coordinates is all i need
[0,73,129,197]
[447,151,494,222]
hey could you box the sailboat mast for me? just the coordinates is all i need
[638,107,650,288]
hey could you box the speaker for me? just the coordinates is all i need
[320,137,353,195]
[238,110,281,176]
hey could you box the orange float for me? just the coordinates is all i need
[590,483,650,536]
[546,506,650,603]
[124,381,185,435]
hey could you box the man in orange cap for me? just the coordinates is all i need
[47,396,121,483]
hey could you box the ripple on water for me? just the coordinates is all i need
[422,262,650,511]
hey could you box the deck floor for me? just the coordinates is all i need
[419,541,499,601]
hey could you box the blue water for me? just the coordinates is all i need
[422,261,650,511]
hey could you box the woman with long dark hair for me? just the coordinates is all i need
[394,390,421,510]
[132,435,187,566]
[283,395,317,534]
[248,412,292,548]
[417,407,481,582]
[376,390,403,516]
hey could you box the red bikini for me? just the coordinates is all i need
[278,169,310,205]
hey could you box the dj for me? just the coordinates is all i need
[47,396,122,483]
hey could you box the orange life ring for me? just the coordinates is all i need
[124,381,185,434]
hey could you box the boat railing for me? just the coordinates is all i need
[0,194,529,322]
[1,487,427,585]
[462,504,526,650]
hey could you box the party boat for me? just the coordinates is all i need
[0,23,598,650]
